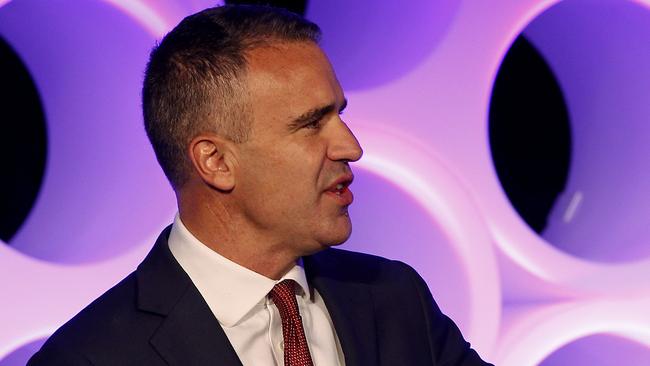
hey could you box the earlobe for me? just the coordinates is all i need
[188,134,236,191]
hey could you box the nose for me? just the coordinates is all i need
[327,119,363,162]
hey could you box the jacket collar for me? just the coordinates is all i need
[136,227,377,366]
[136,226,242,366]
[305,249,379,366]
[167,215,312,328]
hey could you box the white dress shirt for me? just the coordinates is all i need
[168,215,345,366]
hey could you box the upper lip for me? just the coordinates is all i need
[325,173,354,192]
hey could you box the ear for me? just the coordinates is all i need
[187,133,236,191]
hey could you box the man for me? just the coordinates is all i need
[29,5,492,366]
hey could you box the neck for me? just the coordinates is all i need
[177,189,298,280]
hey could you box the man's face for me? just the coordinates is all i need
[233,41,363,257]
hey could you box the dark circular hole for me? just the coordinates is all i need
[0,35,48,243]
[225,0,309,16]
[489,35,572,233]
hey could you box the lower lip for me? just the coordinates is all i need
[325,186,354,205]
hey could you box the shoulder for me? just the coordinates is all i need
[46,272,139,343]
[29,272,161,364]
[315,249,493,365]
[309,247,421,282]
[313,248,415,273]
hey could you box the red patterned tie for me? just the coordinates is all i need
[268,280,314,366]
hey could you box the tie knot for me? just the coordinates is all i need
[269,280,300,319]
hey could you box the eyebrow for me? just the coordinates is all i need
[288,98,348,130]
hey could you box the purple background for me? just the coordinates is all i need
[0,0,649,365]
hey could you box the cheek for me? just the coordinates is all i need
[274,144,324,188]
[240,141,326,205]
[240,158,305,206]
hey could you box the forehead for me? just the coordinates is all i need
[243,41,342,130]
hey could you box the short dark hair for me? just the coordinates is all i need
[142,5,321,188]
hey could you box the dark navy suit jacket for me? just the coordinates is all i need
[28,227,492,365]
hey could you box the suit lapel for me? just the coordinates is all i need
[136,226,242,366]
[305,250,378,366]
[149,284,242,365]
[136,228,378,365]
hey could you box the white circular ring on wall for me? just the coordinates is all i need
[351,121,501,355]
[0,237,152,361]
[102,0,225,38]
[0,0,177,264]
[523,0,650,264]
[484,0,650,295]
[494,296,650,366]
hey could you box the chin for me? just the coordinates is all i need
[320,224,352,248]
[304,216,352,253]
[304,235,348,256]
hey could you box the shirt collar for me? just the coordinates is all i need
[167,214,311,327]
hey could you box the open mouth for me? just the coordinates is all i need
[330,182,348,195]
[326,175,353,193]
[325,176,354,205]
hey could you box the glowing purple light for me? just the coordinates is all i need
[102,0,171,37]
[1,0,649,364]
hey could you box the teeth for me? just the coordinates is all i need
[336,183,344,190]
